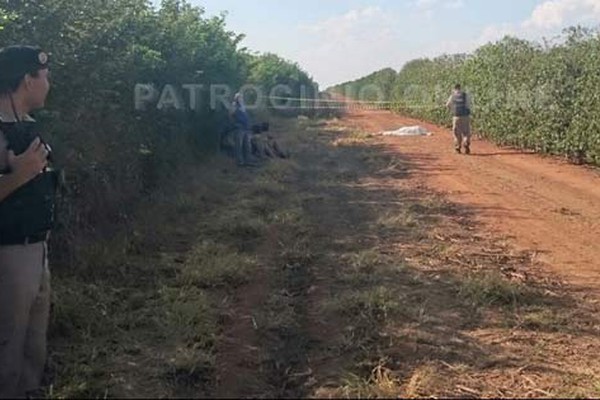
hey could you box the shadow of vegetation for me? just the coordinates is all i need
[45,117,600,399]
[469,151,537,157]
[266,121,600,397]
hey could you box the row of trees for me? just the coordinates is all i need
[0,0,318,265]
[331,27,600,165]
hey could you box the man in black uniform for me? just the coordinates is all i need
[0,45,56,398]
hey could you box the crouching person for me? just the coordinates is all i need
[250,123,290,160]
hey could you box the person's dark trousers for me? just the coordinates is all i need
[234,124,252,166]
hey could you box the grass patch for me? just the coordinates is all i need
[164,347,215,390]
[327,286,403,323]
[211,210,268,246]
[518,308,568,331]
[376,209,419,230]
[50,279,116,339]
[48,280,142,398]
[458,271,536,308]
[332,131,372,147]
[336,250,407,288]
[339,364,402,399]
[347,249,393,272]
[249,179,288,199]
[160,286,216,347]
[178,241,254,289]
[46,364,111,399]
[76,236,130,276]
[261,293,302,334]
[404,364,441,398]
[267,206,304,225]
[557,375,600,399]
[258,158,299,183]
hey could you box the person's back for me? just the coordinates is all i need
[450,90,470,117]
[446,84,472,154]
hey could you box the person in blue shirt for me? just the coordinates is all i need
[230,93,256,167]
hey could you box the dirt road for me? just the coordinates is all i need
[51,112,600,398]
[342,108,600,294]
[211,116,600,398]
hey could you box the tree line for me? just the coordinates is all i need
[331,27,600,166]
[0,0,318,264]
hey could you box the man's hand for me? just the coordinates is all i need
[445,98,452,110]
[7,137,48,184]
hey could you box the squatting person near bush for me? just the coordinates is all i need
[446,84,472,155]
[0,45,57,398]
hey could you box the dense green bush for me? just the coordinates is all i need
[241,52,320,118]
[0,0,318,266]
[332,27,600,166]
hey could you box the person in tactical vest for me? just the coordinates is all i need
[446,84,472,154]
[0,45,55,398]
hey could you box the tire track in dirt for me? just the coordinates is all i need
[341,109,600,295]
[214,222,315,398]
[213,129,320,398]
[214,265,271,398]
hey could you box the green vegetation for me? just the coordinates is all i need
[332,27,600,165]
[0,3,319,396]
[0,0,318,265]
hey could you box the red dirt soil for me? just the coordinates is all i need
[341,108,600,295]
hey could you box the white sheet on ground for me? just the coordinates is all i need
[380,126,432,137]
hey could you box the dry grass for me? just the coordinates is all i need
[47,142,285,397]
[404,364,441,398]
[47,116,600,399]
[177,241,254,289]
[333,131,373,147]
[338,364,402,399]
[458,270,537,308]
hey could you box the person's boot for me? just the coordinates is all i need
[464,145,471,155]
[455,147,462,154]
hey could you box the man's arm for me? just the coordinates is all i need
[0,138,48,202]
[445,95,453,109]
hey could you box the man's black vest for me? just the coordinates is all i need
[0,120,57,240]
[452,92,470,117]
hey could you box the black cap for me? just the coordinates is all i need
[0,45,49,81]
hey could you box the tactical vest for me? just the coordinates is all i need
[452,92,470,117]
[0,120,57,240]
